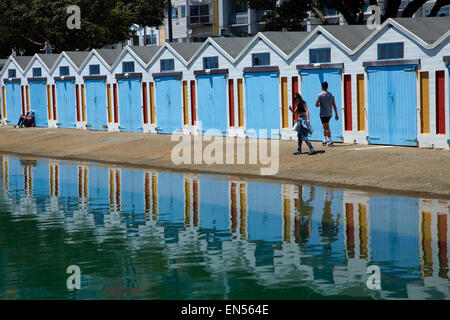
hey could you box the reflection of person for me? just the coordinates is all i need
[289,93,315,155]
[15,110,35,128]
[294,186,314,244]
[315,82,339,146]
[320,190,340,242]
[40,41,53,54]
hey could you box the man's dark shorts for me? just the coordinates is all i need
[320,116,331,124]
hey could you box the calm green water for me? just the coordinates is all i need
[0,154,448,300]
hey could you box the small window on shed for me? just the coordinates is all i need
[378,42,404,60]
[89,64,100,75]
[123,61,135,73]
[252,53,270,66]
[161,59,175,72]
[8,69,16,78]
[33,67,42,77]
[310,48,331,64]
[60,66,70,76]
[203,56,219,70]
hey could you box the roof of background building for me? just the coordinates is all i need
[320,25,375,50]
[262,32,310,55]
[167,42,203,61]
[64,51,90,68]
[392,17,450,44]
[37,54,60,70]
[211,37,253,59]
[12,56,33,70]
[129,46,162,64]
[95,48,123,66]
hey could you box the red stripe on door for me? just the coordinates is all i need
[344,75,352,131]
[228,79,235,127]
[292,76,299,125]
[436,70,445,134]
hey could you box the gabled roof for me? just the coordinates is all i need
[392,17,450,45]
[128,46,162,64]
[12,56,33,71]
[210,37,253,59]
[94,48,122,67]
[319,25,375,50]
[64,51,90,69]
[166,42,203,63]
[261,32,310,55]
[36,53,60,70]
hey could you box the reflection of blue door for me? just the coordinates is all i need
[158,173,184,224]
[32,161,49,197]
[85,80,107,130]
[121,169,144,221]
[56,80,76,128]
[8,157,24,198]
[154,77,182,134]
[196,74,228,136]
[300,69,342,142]
[118,78,142,132]
[244,72,280,138]
[5,82,22,124]
[59,164,79,212]
[29,81,48,127]
[247,182,282,242]
[367,65,417,146]
[370,197,420,283]
[199,179,230,240]
[88,167,109,212]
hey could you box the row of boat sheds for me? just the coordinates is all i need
[1,17,450,149]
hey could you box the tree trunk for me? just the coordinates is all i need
[428,0,450,16]
[311,5,327,24]
[402,0,427,17]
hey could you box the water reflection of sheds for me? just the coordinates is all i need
[20,159,37,167]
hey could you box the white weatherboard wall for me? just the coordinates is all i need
[24,56,57,128]
[186,42,236,137]
[111,49,147,133]
[148,45,191,135]
[353,26,450,149]
[0,58,26,125]
[52,54,85,129]
[234,38,294,140]
[79,52,114,130]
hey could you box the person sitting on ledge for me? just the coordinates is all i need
[14,110,35,128]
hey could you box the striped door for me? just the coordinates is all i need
[196,74,228,136]
[300,69,343,142]
[244,72,280,139]
[154,76,182,134]
[85,80,107,131]
[5,82,22,124]
[29,81,48,127]
[118,78,142,133]
[56,80,77,128]
[367,65,417,146]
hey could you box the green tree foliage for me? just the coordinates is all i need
[260,0,310,31]
[0,0,166,58]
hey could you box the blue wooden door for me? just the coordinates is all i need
[5,82,22,124]
[56,80,76,128]
[244,72,280,138]
[300,69,343,142]
[196,74,228,136]
[154,77,182,134]
[29,81,48,127]
[85,80,107,131]
[118,78,142,133]
[367,65,417,146]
